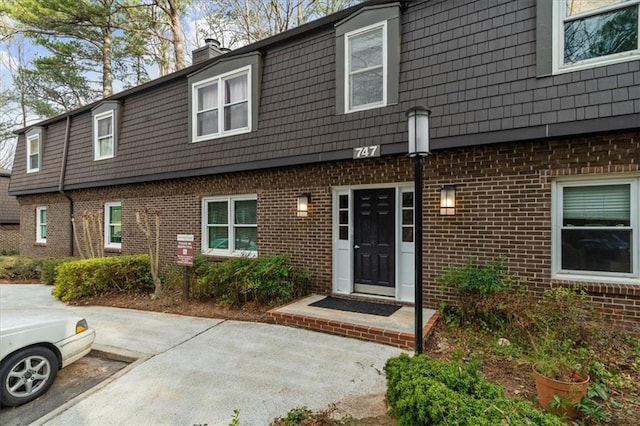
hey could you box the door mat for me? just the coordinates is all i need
[309,296,402,317]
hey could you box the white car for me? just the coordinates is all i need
[0,310,96,407]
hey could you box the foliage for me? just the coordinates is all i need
[40,257,74,285]
[384,354,563,426]
[52,254,153,302]
[0,249,19,256]
[438,256,521,327]
[195,255,310,307]
[270,405,345,426]
[0,255,44,280]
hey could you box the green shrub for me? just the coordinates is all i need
[0,256,44,280]
[195,255,310,307]
[161,254,217,291]
[385,354,563,426]
[41,258,74,285]
[0,249,19,256]
[438,257,521,327]
[53,254,154,302]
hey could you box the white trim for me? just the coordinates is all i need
[552,0,640,74]
[191,66,252,142]
[26,133,40,173]
[104,202,122,249]
[201,194,257,257]
[332,183,414,301]
[552,176,640,284]
[36,206,47,244]
[93,110,115,160]
[344,21,388,113]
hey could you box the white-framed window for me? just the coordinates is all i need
[104,202,122,249]
[345,21,387,113]
[201,195,257,256]
[553,0,639,73]
[26,133,40,173]
[553,176,639,283]
[36,206,47,243]
[192,66,251,142]
[94,110,115,160]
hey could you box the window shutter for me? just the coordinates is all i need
[563,184,631,223]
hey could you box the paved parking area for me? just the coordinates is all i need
[0,285,404,425]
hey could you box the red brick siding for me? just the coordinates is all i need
[16,131,640,330]
[17,193,71,257]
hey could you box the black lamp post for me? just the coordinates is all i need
[406,106,431,354]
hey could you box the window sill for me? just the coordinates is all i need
[551,278,640,297]
[104,247,122,253]
[192,127,251,143]
[34,242,46,247]
[201,250,257,259]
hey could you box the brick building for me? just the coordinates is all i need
[9,0,640,330]
[0,168,20,252]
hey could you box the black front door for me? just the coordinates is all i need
[353,188,395,296]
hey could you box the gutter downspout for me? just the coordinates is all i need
[58,116,74,256]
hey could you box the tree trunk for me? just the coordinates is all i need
[167,0,185,70]
[102,26,113,97]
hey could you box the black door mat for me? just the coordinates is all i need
[309,296,402,317]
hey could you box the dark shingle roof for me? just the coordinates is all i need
[0,171,20,224]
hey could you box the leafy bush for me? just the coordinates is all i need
[161,254,216,291]
[0,256,45,280]
[384,354,563,426]
[53,254,154,302]
[195,255,310,307]
[41,258,74,285]
[438,256,521,326]
[0,249,19,256]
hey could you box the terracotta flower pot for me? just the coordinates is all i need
[532,367,590,419]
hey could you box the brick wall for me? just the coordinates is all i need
[0,224,20,252]
[16,130,640,330]
[18,193,72,257]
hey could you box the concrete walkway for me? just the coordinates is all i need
[0,285,404,425]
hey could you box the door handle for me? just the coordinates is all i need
[354,245,360,249]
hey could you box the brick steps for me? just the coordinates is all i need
[268,308,440,350]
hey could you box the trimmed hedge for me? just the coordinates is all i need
[194,255,310,307]
[53,254,154,302]
[384,354,563,426]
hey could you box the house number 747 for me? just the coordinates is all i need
[353,145,380,159]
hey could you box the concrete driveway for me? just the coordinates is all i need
[0,285,404,425]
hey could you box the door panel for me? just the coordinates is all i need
[354,188,395,293]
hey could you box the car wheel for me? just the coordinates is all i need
[0,346,59,407]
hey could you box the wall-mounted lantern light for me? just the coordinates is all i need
[440,185,456,216]
[297,193,311,217]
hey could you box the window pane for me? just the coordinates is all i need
[564,6,638,63]
[110,225,122,243]
[207,201,228,224]
[350,29,383,72]
[225,74,248,104]
[224,102,248,131]
[40,209,46,223]
[566,0,626,16]
[30,154,39,170]
[198,83,217,111]
[235,199,257,224]
[197,109,218,136]
[561,229,631,273]
[402,226,413,243]
[402,192,413,208]
[29,138,39,153]
[99,137,113,157]
[235,227,257,251]
[339,226,348,240]
[339,194,348,209]
[350,70,384,107]
[402,209,413,225]
[40,225,47,239]
[208,227,228,249]
[98,117,112,137]
[339,210,349,225]
[110,205,122,223]
[563,184,630,226]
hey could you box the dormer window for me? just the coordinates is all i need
[192,66,251,141]
[335,3,400,115]
[25,126,44,173]
[91,101,121,161]
[26,134,40,173]
[345,22,386,112]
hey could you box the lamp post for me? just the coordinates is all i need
[406,106,431,354]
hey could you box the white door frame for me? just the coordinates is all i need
[331,182,415,302]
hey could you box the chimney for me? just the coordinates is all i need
[192,38,229,64]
